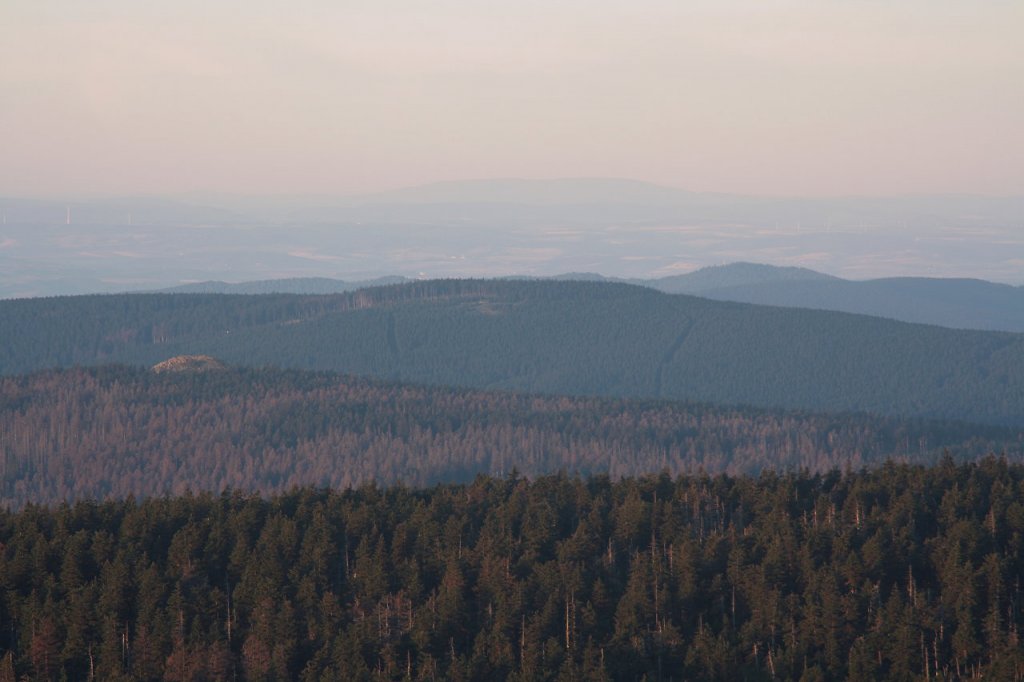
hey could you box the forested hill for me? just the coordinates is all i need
[2,279,1024,424]
[658,267,1024,333]
[1,365,1020,508]
[2,463,1024,680]
[155,275,411,295]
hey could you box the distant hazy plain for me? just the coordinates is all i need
[1,182,1020,297]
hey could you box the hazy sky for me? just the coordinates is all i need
[3,0,1022,197]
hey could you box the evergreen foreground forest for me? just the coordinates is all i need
[2,462,1024,680]
[1,366,1021,509]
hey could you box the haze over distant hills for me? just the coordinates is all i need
[11,178,1017,231]
[4,279,1024,426]
[2,178,1021,297]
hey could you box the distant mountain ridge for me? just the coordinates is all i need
[650,261,838,292]
[3,279,1023,425]
[157,275,411,295]
[651,264,1024,332]
[151,263,1024,332]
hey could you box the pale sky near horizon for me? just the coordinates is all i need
[2,0,1022,198]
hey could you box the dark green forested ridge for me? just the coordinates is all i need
[2,279,1024,425]
[2,365,1020,509]
[2,463,1024,680]
[149,264,1024,333]
[673,273,1024,333]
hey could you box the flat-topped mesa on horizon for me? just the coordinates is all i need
[151,355,228,374]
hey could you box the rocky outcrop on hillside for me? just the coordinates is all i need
[151,355,227,373]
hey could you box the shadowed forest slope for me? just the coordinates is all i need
[2,280,1023,424]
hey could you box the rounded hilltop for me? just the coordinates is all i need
[151,355,228,374]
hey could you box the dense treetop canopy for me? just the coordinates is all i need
[2,462,1023,680]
